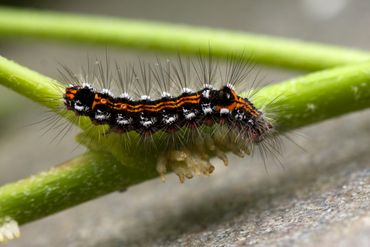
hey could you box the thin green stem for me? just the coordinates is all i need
[0,56,370,225]
[0,56,59,109]
[0,7,369,71]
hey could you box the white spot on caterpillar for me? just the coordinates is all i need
[185,113,196,120]
[0,217,20,243]
[140,114,156,128]
[161,91,171,98]
[203,84,214,89]
[141,120,153,127]
[74,100,89,112]
[182,88,194,94]
[140,95,151,100]
[95,109,110,120]
[116,114,132,125]
[163,115,177,124]
[119,92,131,99]
[82,83,93,89]
[183,108,197,120]
[101,88,114,97]
[202,103,213,115]
[235,113,244,120]
[202,89,210,98]
[220,108,230,115]
[74,104,84,111]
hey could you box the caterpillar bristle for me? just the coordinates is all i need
[46,52,283,182]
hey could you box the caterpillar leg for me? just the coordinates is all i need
[156,135,250,183]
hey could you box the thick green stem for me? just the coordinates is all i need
[0,7,369,71]
[1,56,370,225]
[0,152,157,225]
[252,62,370,130]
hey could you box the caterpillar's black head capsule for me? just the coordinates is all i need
[63,84,95,116]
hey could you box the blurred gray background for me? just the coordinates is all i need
[0,0,370,246]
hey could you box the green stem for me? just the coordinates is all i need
[252,62,370,130]
[0,57,370,225]
[0,55,92,129]
[0,152,157,225]
[0,56,59,109]
[0,7,369,71]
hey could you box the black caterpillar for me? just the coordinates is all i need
[64,82,272,142]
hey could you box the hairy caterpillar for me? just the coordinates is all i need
[54,54,279,182]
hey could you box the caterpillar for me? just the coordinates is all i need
[56,54,279,182]
[64,83,271,141]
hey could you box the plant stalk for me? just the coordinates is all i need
[0,7,369,71]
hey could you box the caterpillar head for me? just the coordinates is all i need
[64,84,95,116]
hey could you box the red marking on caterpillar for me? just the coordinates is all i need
[49,54,281,182]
